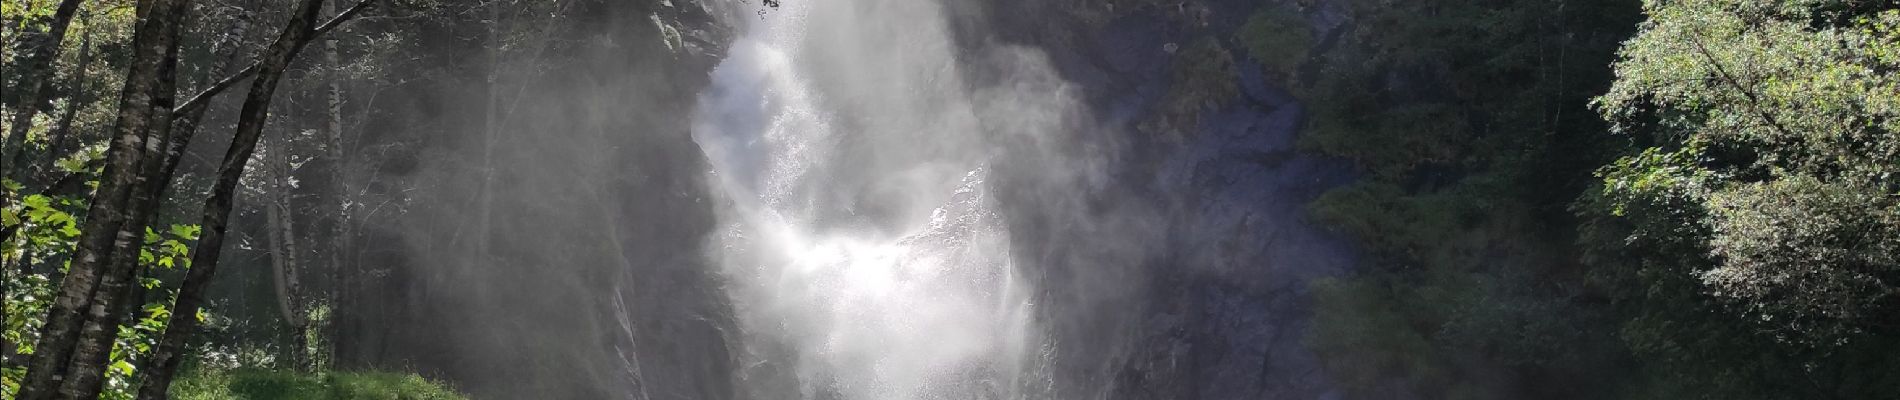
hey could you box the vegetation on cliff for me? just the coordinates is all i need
[1278,0,1900,398]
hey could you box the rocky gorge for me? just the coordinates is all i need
[334,1,1365,398]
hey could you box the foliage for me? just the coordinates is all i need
[3,188,202,399]
[3,4,205,382]
[172,368,465,400]
[1292,0,1900,398]
[1594,0,1900,342]
[5,0,483,397]
[1558,2,1900,398]
[1294,0,1635,182]
[1703,176,1899,335]
[1311,265,1611,399]
[3,193,87,397]
[1277,0,1647,398]
[3,0,140,161]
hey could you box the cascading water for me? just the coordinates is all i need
[690,0,1082,398]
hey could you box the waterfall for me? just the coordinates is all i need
[690,0,1079,399]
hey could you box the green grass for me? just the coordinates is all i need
[173,368,464,400]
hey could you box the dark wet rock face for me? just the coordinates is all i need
[972,0,1359,399]
[351,1,1360,399]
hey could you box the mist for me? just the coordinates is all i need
[692,0,1096,398]
[11,0,1889,398]
[357,0,1349,398]
[5,0,1393,399]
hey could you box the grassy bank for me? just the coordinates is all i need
[172,369,464,400]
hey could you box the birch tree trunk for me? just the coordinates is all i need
[72,21,255,379]
[265,131,308,370]
[16,0,190,397]
[154,9,253,188]
[0,26,92,276]
[54,7,194,396]
[322,0,351,367]
[469,0,502,277]
[134,1,374,397]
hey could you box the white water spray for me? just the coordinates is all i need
[691,0,1081,398]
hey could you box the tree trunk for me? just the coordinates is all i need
[154,8,254,187]
[16,0,190,397]
[3,0,86,181]
[0,26,94,273]
[323,0,350,366]
[134,1,373,397]
[264,132,308,370]
[54,10,188,398]
[41,28,95,183]
[468,0,501,276]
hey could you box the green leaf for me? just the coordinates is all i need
[54,156,87,173]
[21,195,51,210]
[109,360,134,376]
[169,224,201,240]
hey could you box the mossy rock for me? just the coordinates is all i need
[1237,7,1313,77]
[1143,37,1241,141]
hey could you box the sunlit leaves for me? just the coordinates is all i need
[2,251,56,400]
[1702,176,1900,339]
[2,181,199,400]
[142,224,197,270]
[6,194,82,260]
[1594,0,1900,341]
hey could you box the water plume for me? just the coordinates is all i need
[692,0,1087,398]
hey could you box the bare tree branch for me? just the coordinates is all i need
[172,0,378,116]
